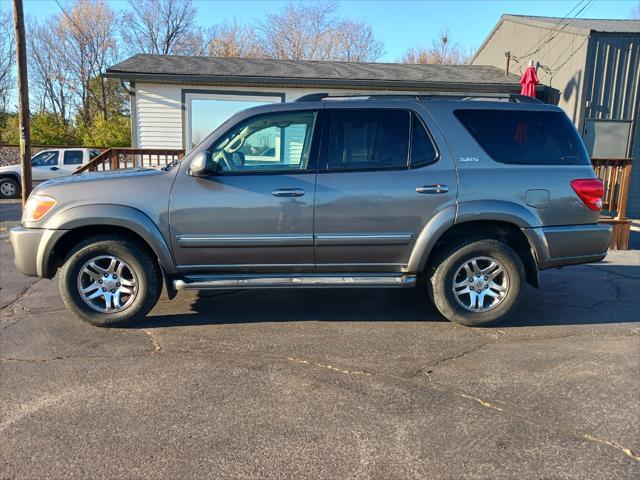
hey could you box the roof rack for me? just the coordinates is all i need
[295,92,542,104]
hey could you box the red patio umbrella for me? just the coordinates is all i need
[520,61,539,98]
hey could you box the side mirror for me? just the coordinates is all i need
[188,152,213,177]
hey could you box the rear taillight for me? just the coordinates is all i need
[571,179,603,211]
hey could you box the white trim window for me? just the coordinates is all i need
[184,92,283,151]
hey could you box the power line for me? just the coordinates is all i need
[513,0,594,62]
[519,0,588,59]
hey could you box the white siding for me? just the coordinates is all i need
[135,84,183,148]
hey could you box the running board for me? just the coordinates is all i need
[173,273,416,291]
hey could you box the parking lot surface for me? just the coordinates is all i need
[1,231,639,479]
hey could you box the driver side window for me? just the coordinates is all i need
[208,111,317,173]
[31,151,59,167]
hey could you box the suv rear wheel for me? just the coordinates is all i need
[59,235,162,327]
[428,238,525,327]
[0,177,20,199]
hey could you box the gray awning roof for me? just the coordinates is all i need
[106,54,522,92]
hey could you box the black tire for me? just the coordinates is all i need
[0,177,20,199]
[427,238,525,327]
[59,235,162,327]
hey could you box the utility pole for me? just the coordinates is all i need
[12,0,32,206]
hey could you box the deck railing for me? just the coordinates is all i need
[591,158,633,219]
[74,148,185,174]
[591,158,634,250]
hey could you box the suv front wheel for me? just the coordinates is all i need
[428,238,525,327]
[59,235,163,327]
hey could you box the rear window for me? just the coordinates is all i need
[454,109,590,165]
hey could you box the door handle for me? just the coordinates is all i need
[50,167,59,171]
[416,184,449,194]
[272,188,305,197]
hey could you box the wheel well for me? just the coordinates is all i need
[0,173,20,182]
[429,220,539,288]
[47,225,159,277]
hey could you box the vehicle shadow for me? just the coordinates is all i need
[133,262,640,329]
[135,286,445,328]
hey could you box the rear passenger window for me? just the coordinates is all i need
[411,114,438,167]
[326,109,409,170]
[63,150,84,165]
[454,109,590,165]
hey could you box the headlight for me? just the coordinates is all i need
[23,194,57,222]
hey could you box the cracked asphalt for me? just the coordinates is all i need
[0,233,639,479]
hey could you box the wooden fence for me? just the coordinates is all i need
[591,158,633,250]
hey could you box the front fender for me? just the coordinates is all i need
[41,204,176,274]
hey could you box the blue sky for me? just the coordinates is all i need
[9,0,639,61]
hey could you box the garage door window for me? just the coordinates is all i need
[185,92,284,150]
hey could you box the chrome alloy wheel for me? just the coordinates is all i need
[0,181,16,197]
[77,255,138,313]
[451,256,509,313]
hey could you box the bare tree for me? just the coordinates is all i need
[630,5,640,19]
[204,21,262,58]
[120,0,203,56]
[58,0,120,124]
[258,1,383,62]
[27,18,72,123]
[400,29,469,65]
[0,12,15,113]
[333,19,384,62]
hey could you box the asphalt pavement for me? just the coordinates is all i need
[1,231,639,479]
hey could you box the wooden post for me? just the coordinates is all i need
[12,0,31,206]
[504,51,511,76]
[616,160,633,220]
[110,151,119,171]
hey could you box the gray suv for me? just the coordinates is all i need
[10,94,612,327]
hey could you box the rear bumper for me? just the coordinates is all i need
[9,226,68,278]
[523,224,612,270]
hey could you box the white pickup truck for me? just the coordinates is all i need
[0,148,102,199]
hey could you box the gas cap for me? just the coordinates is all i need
[526,189,550,209]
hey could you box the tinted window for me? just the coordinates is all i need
[208,111,317,173]
[63,150,84,165]
[411,114,438,167]
[89,149,101,159]
[454,109,590,165]
[31,151,58,167]
[326,109,409,170]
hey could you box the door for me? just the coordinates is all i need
[170,109,320,272]
[30,150,62,183]
[58,149,86,175]
[314,107,457,272]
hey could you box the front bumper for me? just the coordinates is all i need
[524,223,612,270]
[9,226,68,278]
